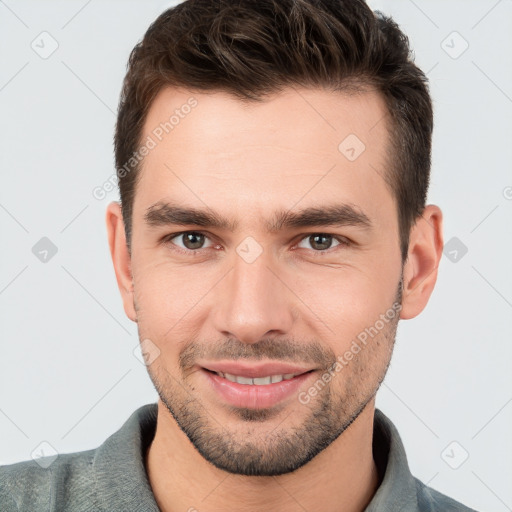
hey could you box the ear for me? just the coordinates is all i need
[105,201,137,323]
[400,204,444,320]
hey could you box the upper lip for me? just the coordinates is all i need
[199,361,315,378]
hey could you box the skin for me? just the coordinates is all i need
[106,85,443,512]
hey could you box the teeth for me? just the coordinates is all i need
[254,376,272,385]
[236,375,254,385]
[215,371,302,385]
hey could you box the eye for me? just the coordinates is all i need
[163,231,215,252]
[296,233,349,252]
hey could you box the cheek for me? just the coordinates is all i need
[292,265,399,341]
[132,260,207,347]
[135,254,212,308]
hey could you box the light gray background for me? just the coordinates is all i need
[1,1,511,511]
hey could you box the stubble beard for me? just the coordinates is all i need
[138,278,403,476]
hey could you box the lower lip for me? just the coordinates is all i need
[201,368,315,409]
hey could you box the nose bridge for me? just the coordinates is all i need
[213,244,294,343]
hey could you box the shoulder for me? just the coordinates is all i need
[0,448,96,511]
[414,477,479,512]
[371,408,480,512]
[0,403,158,512]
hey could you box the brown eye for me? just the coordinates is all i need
[296,233,349,253]
[310,234,332,250]
[166,231,214,251]
[298,234,335,251]
[181,232,205,249]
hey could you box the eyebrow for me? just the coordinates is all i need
[144,201,373,233]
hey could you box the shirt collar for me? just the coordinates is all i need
[93,403,160,511]
[366,408,419,511]
[92,403,418,511]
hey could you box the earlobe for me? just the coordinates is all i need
[105,201,137,323]
[400,205,444,320]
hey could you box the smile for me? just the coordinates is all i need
[211,371,307,386]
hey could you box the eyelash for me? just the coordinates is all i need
[161,231,351,257]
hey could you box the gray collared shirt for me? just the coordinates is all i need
[1,403,478,511]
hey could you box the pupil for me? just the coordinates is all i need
[184,232,204,249]
[311,234,332,250]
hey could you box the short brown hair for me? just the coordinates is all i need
[114,0,433,262]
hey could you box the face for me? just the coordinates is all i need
[124,86,405,476]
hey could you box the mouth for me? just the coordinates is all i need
[199,365,317,409]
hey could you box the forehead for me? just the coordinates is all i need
[134,86,394,230]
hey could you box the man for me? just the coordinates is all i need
[0,0,478,510]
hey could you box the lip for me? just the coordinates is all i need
[198,360,315,378]
[200,367,316,409]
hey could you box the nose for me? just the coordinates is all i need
[212,248,295,344]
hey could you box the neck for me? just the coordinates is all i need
[146,398,380,512]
